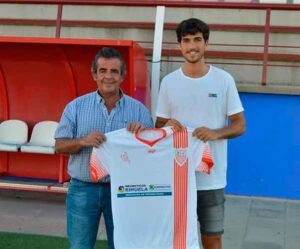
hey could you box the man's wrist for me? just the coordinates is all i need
[77,137,85,147]
[214,129,224,140]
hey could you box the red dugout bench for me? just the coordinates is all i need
[0,37,150,190]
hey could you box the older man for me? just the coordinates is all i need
[55,47,153,249]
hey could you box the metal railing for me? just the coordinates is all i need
[0,0,300,86]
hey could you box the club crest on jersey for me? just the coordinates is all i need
[174,148,187,166]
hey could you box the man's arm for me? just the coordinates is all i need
[155,117,183,131]
[55,131,106,154]
[192,112,246,142]
[155,117,168,128]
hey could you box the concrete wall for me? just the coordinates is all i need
[0,3,299,95]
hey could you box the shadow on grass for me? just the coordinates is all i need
[0,232,108,249]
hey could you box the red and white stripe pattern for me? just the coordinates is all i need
[172,127,188,249]
[197,145,214,174]
[89,150,109,182]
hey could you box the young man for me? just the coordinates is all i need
[55,47,153,249]
[156,18,246,249]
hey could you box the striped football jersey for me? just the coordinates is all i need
[89,127,213,249]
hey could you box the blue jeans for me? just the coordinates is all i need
[66,178,114,249]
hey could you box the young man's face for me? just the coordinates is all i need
[179,32,208,64]
[92,57,124,96]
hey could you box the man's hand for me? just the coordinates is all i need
[193,112,246,142]
[55,131,106,154]
[81,131,106,148]
[155,117,183,131]
[192,127,219,142]
[165,119,184,132]
[127,122,145,133]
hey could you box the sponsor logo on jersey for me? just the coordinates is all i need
[208,93,218,98]
[149,184,172,191]
[174,148,187,166]
[117,184,172,197]
[118,186,125,192]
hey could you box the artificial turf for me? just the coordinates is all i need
[0,232,108,249]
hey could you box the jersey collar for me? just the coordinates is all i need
[135,128,167,147]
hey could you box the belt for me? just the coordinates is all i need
[72,178,110,186]
[95,181,111,186]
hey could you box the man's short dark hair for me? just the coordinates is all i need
[176,18,210,43]
[92,47,126,76]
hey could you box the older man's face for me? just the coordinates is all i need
[92,57,123,97]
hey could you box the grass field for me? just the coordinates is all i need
[0,232,108,249]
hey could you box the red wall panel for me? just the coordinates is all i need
[0,37,149,183]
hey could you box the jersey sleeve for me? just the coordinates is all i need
[226,75,244,116]
[156,78,171,119]
[191,140,214,175]
[89,144,110,182]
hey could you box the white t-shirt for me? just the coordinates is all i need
[156,66,244,190]
[89,127,213,249]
